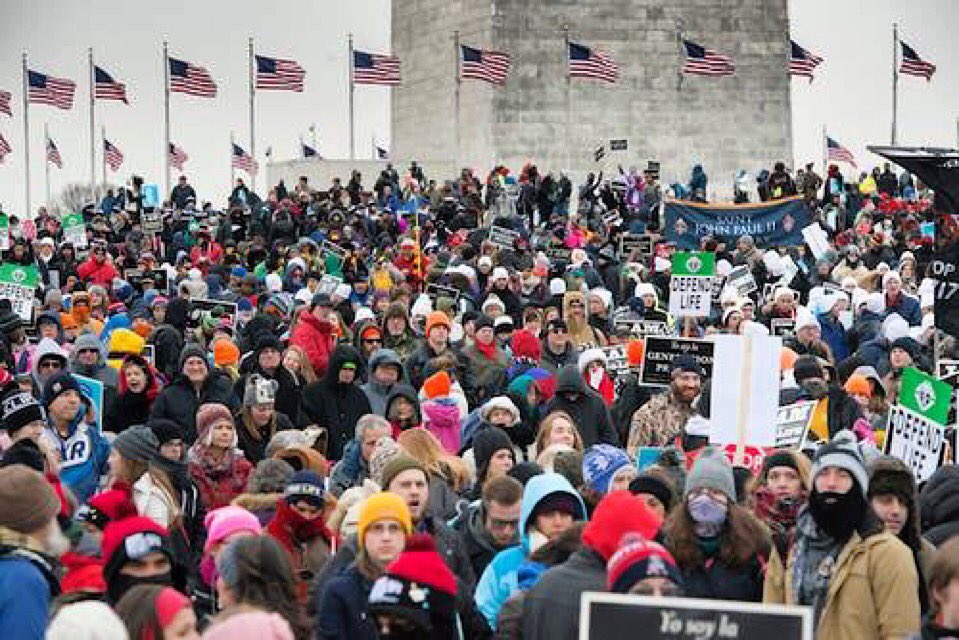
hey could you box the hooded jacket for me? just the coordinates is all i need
[301,345,372,461]
[289,310,335,378]
[359,348,405,416]
[151,298,188,380]
[474,473,586,628]
[105,355,161,434]
[919,465,959,547]
[70,331,120,407]
[41,406,112,503]
[422,397,462,455]
[544,366,618,448]
[149,349,238,444]
[267,498,334,606]
[452,500,516,579]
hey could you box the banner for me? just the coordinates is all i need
[664,197,812,250]
[74,374,104,432]
[929,243,959,339]
[898,366,952,425]
[488,225,520,250]
[936,359,959,426]
[640,337,714,386]
[0,264,39,323]
[579,593,813,640]
[885,404,945,483]
[142,210,163,234]
[619,233,652,259]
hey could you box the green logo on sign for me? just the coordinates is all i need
[671,252,716,277]
[898,366,951,425]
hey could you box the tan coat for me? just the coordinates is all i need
[764,529,920,640]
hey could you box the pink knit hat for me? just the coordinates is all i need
[202,612,294,640]
[203,505,262,554]
[195,402,235,446]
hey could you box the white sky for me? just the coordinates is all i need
[0,0,955,212]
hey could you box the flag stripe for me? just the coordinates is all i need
[0,90,11,117]
[104,139,124,172]
[789,40,823,78]
[568,42,618,83]
[899,42,936,80]
[460,46,511,85]
[46,139,62,168]
[28,70,76,109]
[169,57,218,98]
[682,40,735,77]
[232,144,258,175]
[255,55,306,91]
[94,66,128,103]
[827,137,857,168]
[353,51,401,85]
[0,134,11,162]
[169,143,188,171]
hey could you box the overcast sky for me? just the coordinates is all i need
[0,0,955,212]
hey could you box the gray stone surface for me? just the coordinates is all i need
[391,0,792,198]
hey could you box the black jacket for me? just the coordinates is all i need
[315,564,377,640]
[149,370,237,444]
[544,366,618,447]
[920,465,959,547]
[235,411,295,464]
[301,346,372,461]
[521,547,606,640]
[451,501,513,579]
[105,390,153,434]
[539,342,577,376]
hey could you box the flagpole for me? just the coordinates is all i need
[371,135,375,160]
[310,123,317,152]
[299,135,304,159]
[891,23,899,145]
[348,33,355,161]
[453,30,461,165]
[563,25,571,174]
[248,37,256,193]
[22,52,31,216]
[44,123,51,208]
[229,131,235,187]
[88,48,96,198]
[163,41,171,199]
[821,124,827,177]
[101,125,107,187]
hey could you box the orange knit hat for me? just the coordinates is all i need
[626,339,645,367]
[422,371,452,399]
[843,374,872,398]
[213,338,240,366]
[780,347,798,371]
[425,310,451,336]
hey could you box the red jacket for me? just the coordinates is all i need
[266,499,334,605]
[289,312,335,377]
[77,256,119,287]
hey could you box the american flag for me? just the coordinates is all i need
[460,45,511,85]
[28,70,76,109]
[353,50,401,85]
[899,41,936,80]
[302,142,318,158]
[232,143,257,175]
[826,136,856,168]
[0,90,10,117]
[0,134,12,163]
[789,40,823,80]
[375,145,389,160]
[255,54,306,91]
[94,66,128,103]
[169,142,188,171]
[568,42,617,83]
[104,138,124,172]
[168,57,217,98]
[46,138,62,168]
[682,40,735,77]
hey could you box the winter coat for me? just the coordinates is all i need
[764,525,920,640]
[886,293,922,327]
[919,465,959,547]
[316,564,378,640]
[453,501,515,579]
[77,255,118,287]
[235,411,295,464]
[539,342,577,376]
[267,499,334,606]
[520,547,606,640]
[405,342,476,405]
[610,374,656,446]
[462,343,510,406]
[427,473,461,523]
[150,324,184,381]
[848,310,884,354]
[150,370,238,444]
[328,439,371,498]
[0,535,60,640]
[41,414,111,504]
[105,389,153,434]
[232,491,282,528]
[422,397,463,454]
[289,312,335,378]
[188,452,253,512]
[359,348,406,417]
[856,336,894,377]
[383,384,422,438]
[475,474,586,628]
[817,312,850,363]
[544,366,617,448]
[134,471,181,529]
[301,346,372,461]
[679,553,766,602]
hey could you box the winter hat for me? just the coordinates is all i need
[626,339,645,367]
[79,486,138,531]
[864,292,886,315]
[422,371,452,399]
[474,314,494,333]
[1,390,44,434]
[213,338,240,367]
[491,267,510,282]
[606,533,683,594]
[101,517,173,603]
[629,472,676,511]
[511,329,541,360]
[577,348,607,373]
[670,354,703,377]
[890,336,920,362]
[154,587,192,635]
[583,444,632,494]
[195,402,235,446]
[795,308,820,332]
[882,270,902,289]
[684,415,711,438]
[508,461,544,486]
[244,374,279,406]
[793,355,824,384]
[284,470,326,508]
[481,294,505,315]
[46,601,128,640]
[480,396,521,425]
[113,424,159,462]
[811,430,868,496]
[369,437,402,487]
[780,347,798,372]
[882,313,910,342]
[684,447,736,501]
[0,439,44,471]
[202,612,294,640]
[42,371,82,408]
[204,506,263,554]
[0,466,60,534]
[358,492,413,547]
[473,426,515,480]
[549,278,567,296]
[425,310,451,335]
[494,315,514,333]
[247,458,295,494]
[368,534,457,633]
[582,491,664,561]
[867,456,917,511]
[843,374,872,398]
[178,343,209,373]
[379,454,427,491]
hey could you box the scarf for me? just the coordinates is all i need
[792,506,844,628]
[474,338,498,360]
[753,486,805,561]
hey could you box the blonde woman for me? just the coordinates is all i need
[397,427,471,521]
[533,410,584,460]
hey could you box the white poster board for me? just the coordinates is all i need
[709,334,782,448]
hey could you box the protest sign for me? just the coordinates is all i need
[771,318,796,337]
[709,335,782,450]
[779,254,799,285]
[189,298,238,331]
[600,344,629,379]
[775,401,817,449]
[619,233,652,258]
[142,184,160,209]
[488,225,520,250]
[669,252,715,317]
[62,213,88,249]
[635,447,664,472]
[317,274,343,296]
[801,224,830,260]
[0,264,39,323]
[425,282,461,306]
[930,243,959,340]
[898,366,952,425]
[0,213,9,251]
[664,196,812,250]
[612,309,669,337]
[142,209,163,234]
[640,337,714,386]
[884,404,945,483]
[546,245,572,262]
[710,275,725,302]
[579,593,813,640]
[142,344,155,366]
[720,444,774,476]
[936,359,959,426]
[726,265,757,296]
[74,374,104,432]
[321,240,347,264]
[602,209,623,228]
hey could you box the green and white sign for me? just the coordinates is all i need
[0,264,39,323]
[62,213,88,248]
[0,213,9,251]
[899,366,952,426]
[669,252,715,317]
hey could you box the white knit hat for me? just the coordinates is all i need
[480,396,520,425]
[882,270,902,289]
[410,293,432,318]
[882,313,909,342]
[47,601,129,640]
[864,292,886,315]
[795,307,820,332]
[482,294,505,314]
[578,347,607,373]
[491,267,509,282]
[550,278,567,296]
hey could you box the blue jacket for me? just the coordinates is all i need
[887,294,922,327]
[0,551,57,640]
[316,564,377,640]
[42,410,111,504]
[474,473,586,629]
[817,312,850,362]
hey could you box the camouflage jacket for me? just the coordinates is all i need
[627,391,698,454]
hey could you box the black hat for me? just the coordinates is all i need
[890,337,920,363]
[629,473,676,511]
[1,391,44,434]
[546,318,568,332]
[0,439,45,471]
[148,419,185,447]
[670,354,703,377]
[311,292,332,308]
[793,355,824,384]
[0,307,22,335]
[42,371,82,408]
[474,315,494,332]
[254,333,284,354]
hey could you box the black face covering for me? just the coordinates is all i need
[809,489,865,541]
[108,571,172,604]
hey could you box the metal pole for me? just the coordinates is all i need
[892,23,899,145]
[453,30,461,165]
[348,33,355,160]
[101,126,106,187]
[230,131,235,187]
[89,48,96,198]
[821,124,827,177]
[310,123,317,153]
[22,52,31,216]
[44,123,51,209]
[249,37,256,193]
[163,41,171,199]
[564,25,571,174]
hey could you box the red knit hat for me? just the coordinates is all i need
[582,491,664,561]
[510,329,541,361]
[80,484,137,530]
[385,534,457,596]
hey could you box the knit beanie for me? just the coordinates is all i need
[583,444,632,494]
[422,371,452,400]
[510,329,542,360]
[480,396,520,425]
[684,447,737,501]
[792,355,824,384]
[148,419,185,447]
[101,517,174,603]
[0,466,60,534]
[195,403,235,446]
[0,439,45,471]
[811,430,868,496]
[508,461,543,486]
[46,601,129,640]
[178,344,209,373]
[368,534,457,634]
[843,374,872,398]
[379,454,427,491]
[606,533,683,594]
[204,506,263,553]
[358,492,413,548]
[628,473,676,511]
[113,424,160,462]
[1,390,44,434]
[247,458,295,494]
[369,437,401,487]
[42,371,82,408]
[582,491,664,561]
[244,374,279,407]
[473,426,515,480]
[213,338,240,367]
[425,311,451,336]
[284,470,326,508]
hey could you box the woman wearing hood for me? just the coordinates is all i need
[301,345,372,461]
[563,291,607,348]
[384,383,422,438]
[578,348,615,407]
[105,354,161,434]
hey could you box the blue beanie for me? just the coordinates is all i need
[583,444,632,494]
[284,470,325,508]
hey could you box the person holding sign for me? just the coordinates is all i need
[627,355,703,453]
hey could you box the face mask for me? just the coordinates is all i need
[809,489,865,541]
[688,493,728,537]
[73,529,102,557]
[108,571,172,604]
[589,368,605,389]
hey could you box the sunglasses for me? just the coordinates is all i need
[39,361,63,370]
[363,338,382,345]
[77,348,99,355]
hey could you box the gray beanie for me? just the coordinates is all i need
[112,424,159,462]
[685,447,736,501]
[811,430,868,496]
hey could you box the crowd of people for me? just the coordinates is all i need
[0,156,958,640]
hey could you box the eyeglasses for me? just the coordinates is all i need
[77,348,99,355]
[488,518,520,531]
[363,338,383,345]
[39,361,63,370]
